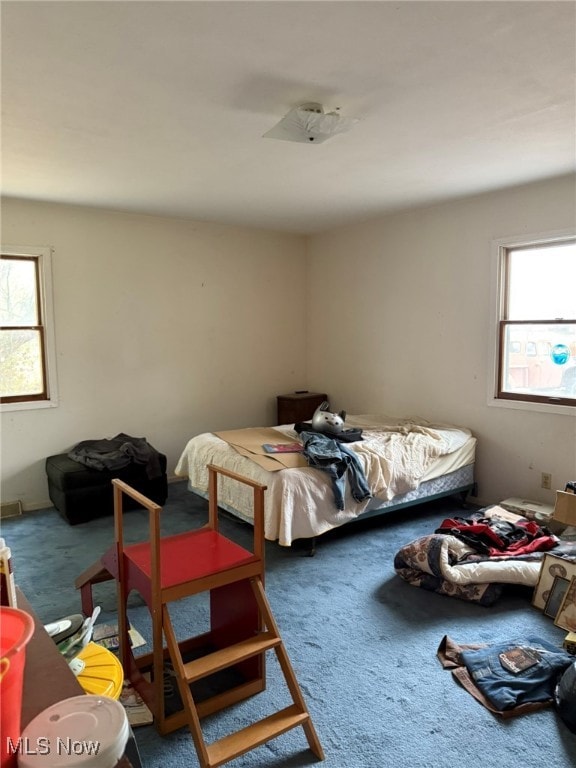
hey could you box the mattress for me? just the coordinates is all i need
[175,415,476,546]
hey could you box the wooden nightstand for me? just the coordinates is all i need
[277,392,328,425]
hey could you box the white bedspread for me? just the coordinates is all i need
[174,415,476,546]
[345,415,470,500]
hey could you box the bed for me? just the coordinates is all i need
[174,414,477,549]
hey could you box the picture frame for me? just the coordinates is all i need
[554,576,576,632]
[532,553,576,610]
[543,576,570,619]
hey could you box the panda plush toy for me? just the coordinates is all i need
[311,401,347,435]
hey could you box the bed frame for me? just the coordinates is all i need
[192,463,477,556]
[295,463,477,554]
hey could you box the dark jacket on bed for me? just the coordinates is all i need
[294,422,363,442]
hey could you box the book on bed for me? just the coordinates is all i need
[262,442,303,454]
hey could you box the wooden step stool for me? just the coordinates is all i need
[77,465,324,767]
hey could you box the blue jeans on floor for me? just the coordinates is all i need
[460,636,573,710]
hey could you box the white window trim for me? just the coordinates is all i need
[487,228,576,416]
[1,245,59,412]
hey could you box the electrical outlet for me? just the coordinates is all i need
[541,472,552,490]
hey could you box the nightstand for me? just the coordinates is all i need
[277,392,328,425]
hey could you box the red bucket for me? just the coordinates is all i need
[0,607,34,768]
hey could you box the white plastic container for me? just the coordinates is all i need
[17,695,131,768]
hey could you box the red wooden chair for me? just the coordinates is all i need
[104,464,324,768]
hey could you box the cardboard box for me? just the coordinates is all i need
[563,632,576,655]
[499,497,554,522]
[553,490,576,526]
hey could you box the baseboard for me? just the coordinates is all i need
[21,499,52,513]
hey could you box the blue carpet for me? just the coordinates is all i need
[3,481,576,768]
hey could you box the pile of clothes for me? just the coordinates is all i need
[68,432,163,479]
[435,511,557,557]
[438,635,576,731]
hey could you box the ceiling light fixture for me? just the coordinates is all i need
[263,102,359,144]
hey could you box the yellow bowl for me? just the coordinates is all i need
[69,641,123,700]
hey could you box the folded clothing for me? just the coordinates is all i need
[460,636,573,710]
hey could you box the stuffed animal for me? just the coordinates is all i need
[311,401,347,435]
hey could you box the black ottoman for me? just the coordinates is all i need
[45,453,168,525]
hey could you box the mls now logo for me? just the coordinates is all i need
[6,737,101,756]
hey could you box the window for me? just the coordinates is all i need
[494,234,576,408]
[1,247,58,409]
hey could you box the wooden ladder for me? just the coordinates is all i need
[98,468,324,767]
[163,574,324,767]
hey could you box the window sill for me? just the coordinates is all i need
[487,396,575,416]
[1,398,58,412]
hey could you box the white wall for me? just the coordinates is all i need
[306,175,576,506]
[3,177,575,513]
[1,199,308,508]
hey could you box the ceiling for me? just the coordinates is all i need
[2,1,575,235]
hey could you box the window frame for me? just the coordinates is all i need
[0,246,59,411]
[489,229,576,413]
